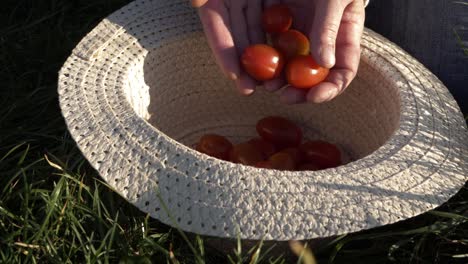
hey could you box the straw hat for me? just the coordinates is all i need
[58,0,468,241]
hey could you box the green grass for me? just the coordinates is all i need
[1,0,467,263]
[454,1,468,57]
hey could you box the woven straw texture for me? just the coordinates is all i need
[58,0,468,240]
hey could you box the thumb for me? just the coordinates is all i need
[309,0,350,68]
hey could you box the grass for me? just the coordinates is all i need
[1,0,467,263]
[454,1,468,57]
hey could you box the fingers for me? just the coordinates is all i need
[307,0,364,102]
[191,0,208,8]
[264,78,286,92]
[280,68,353,104]
[335,0,365,83]
[198,2,240,81]
[230,1,250,55]
[280,86,307,104]
[199,1,257,94]
[292,0,363,103]
[235,76,257,96]
[309,0,351,68]
[230,1,257,94]
[246,0,265,44]
[306,69,354,103]
[288,3,314,34]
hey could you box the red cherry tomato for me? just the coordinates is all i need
[297,163,321,171]
[279,147,303,165]
[247,138,276,159]
[273,30,310,60]
[241,44,284,81]
[286,55,329,89]
[268,152,296,171]
[299,140,342,169]
[262,4,293,34]
[255,161,274,169]
[229,143,264,166]
[196,134,233,160]
[256,116,303,149]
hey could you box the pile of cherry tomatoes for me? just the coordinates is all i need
[195,116,342,171]
[241,4,329,89]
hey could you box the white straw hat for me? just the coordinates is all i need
[58,0,468,241]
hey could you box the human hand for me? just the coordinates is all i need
[191,0,365,103]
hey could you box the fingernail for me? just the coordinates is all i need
[243,88,255,96]
[228,72,238,80]
[320,46,335,68]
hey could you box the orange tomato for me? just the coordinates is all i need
[241,44,284,81]
[279,147,303,165]
[268,152,296,171]
[286,55,329,89]
[247,137,276,159]
[196,134,233,160]
[229,142,264,166]
[256,116,303,149]
[255,161,274,169]
[273,30,310,60]
[299,140,342,169]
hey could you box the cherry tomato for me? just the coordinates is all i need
[247,138,276,159]
[268,152,296,171]
[262,4,293,34]
[286,55,329,89]
[196,134,233,160]
[229,142,264,166]
[241,44,284,81]
[297,163,321,171]
[255,161,274,169]
[273,30,310,60]
[256,116,303,149]
[299,140,342,169]
[279,147,303,165]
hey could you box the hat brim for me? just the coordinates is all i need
[58,0,468,240]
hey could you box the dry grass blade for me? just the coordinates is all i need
[289,241,316,264]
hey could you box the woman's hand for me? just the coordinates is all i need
[192,0,365,104]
